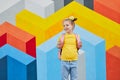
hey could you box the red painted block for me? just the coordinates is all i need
[0,26,7,47]
[0,22,36,57]
[106,46,120,80]
[0,33,7,47]
[94,0,120,23]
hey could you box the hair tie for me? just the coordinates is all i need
[68,16,75,21]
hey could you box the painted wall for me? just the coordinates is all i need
[0,0,120,80]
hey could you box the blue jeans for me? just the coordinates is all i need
[61,60,78,80]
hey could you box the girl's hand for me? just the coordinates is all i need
[78,42,82,49]
[58,49,62,60]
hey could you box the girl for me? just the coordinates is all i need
[57,16,82,80]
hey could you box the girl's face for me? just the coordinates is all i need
[63,21,74,34]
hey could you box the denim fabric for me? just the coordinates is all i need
[61,60,78,80]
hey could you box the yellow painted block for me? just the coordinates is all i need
[16,8,73,45]
[16,1,120,49]
[71,2,120,49]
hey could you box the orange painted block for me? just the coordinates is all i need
[94,0,120,23]
[0,22,36,57]
[107,46,120,80]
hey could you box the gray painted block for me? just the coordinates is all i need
[63,0,93,9]
[64,0,73,6]
[64,0,84,6]
[84,0,93,9]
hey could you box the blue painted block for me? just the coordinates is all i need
[0,52,7,80]
[0,44,37,80]
[36,49,47,80]
[37,25,106,80]
[27,60,37,80]
[7,56,27,80]
[47,48,61,80]
[37,33,62,80]
[74,25,106,80]
[95,41,106,80]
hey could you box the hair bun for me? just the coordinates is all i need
[73,18,77,21]
[68,16,77,21]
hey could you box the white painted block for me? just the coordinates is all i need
[25,0,54,18]
[52,0,64,11]
[78,49,86,80]
[0,0,24,24]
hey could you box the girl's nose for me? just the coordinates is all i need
[65,25,69,28]
[64,27,69,31]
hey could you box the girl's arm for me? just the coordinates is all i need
[57,34,65,49]
[76,34,82,50]
[57,40,63,49]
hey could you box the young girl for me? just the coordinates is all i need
[57,16,82,80]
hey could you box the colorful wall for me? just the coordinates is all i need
[0,0,120,80]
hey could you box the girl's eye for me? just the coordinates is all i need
[63,24,69,27]
[66,24,69,26]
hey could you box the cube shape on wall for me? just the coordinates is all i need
[0,44,37,80]
[0,22,36,57]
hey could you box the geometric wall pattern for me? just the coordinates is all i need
[0,22,36,57]
[0,44,36,80]
[0,0,120,80]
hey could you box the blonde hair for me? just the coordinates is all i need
[63,16,77,27]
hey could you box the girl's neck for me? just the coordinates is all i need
[66,32,73,34]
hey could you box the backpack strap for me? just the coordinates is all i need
[58,33,65,49]
[75,34,80,43]
[75,34,82,49]
[60,34,65,45]
[58,34,65,57]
